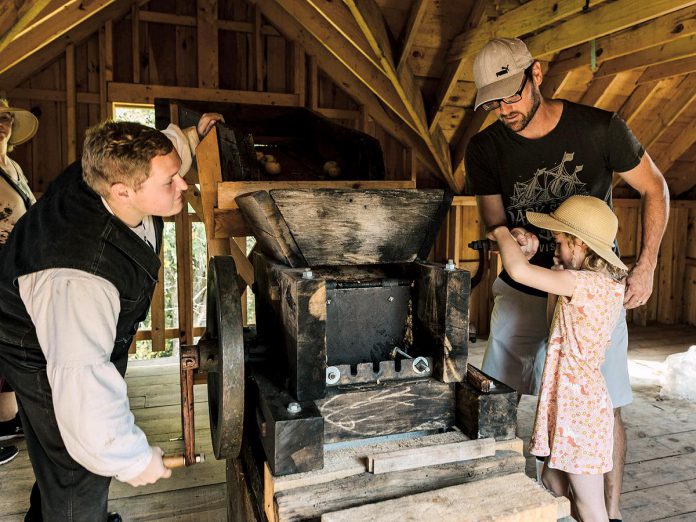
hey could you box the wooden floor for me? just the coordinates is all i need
[0,324,695,521]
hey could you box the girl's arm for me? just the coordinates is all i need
[490,226,577,297]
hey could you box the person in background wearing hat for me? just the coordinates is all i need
[0,99,39,467]
[489,195,628,522]
[0,112,222,521]
[465,38,669,521]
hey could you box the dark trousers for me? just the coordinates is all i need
[0,342,111,521]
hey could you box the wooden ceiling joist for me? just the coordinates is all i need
[342,0,453,187]
[0,0,54,54]
[431,0,589,133]
[637,55,696,85]
[0,0,129,76]
[0,0,140,91]
[640,73,696,150]
[447,0,696,180]
[594,36,696,79]
[249,0,442,176]
[547,4,696,76]
[396,0,428,73]
[652,113,696,173]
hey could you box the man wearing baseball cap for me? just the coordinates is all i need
[465,38,669,521]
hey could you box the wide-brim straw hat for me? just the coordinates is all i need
[0,101,39,146]
[526,195,627,270]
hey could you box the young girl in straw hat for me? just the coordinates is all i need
[489,195,628,522]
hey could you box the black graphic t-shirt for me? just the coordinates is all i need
[465,101,644,296]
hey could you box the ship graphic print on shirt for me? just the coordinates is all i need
[507,151,589,252]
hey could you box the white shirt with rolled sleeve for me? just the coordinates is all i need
[17,124,198,482]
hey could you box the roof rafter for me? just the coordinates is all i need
[0,0,127,76]
[249,0,442,176]
[594,36,696,79]
[342,0,453,188]
[431,0,589,133]
[396,0,428,73]
[652,111,696,173]
[547,5,696,76]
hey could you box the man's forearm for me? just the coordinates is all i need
[637,181,669,269]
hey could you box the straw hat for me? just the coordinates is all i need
[0,99,39,146]
[526,195,627,270]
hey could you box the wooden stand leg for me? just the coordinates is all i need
[226,457,256,522]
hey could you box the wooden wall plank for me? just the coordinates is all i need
[197,0,218,89]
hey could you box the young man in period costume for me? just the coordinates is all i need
[465,38,669,521]
[0,99,40,466]
[0,112,222,521]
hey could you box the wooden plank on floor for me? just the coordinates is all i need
[320,473,565,522]
[107,483,226,521]
[368,438,496,474]
[273,451,525,521]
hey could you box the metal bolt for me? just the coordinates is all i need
[388,296,394,302]
[445,259,456,271]
[302,268,313,279]
[326,366,341,385]
[326,298,332,305]
[412,356,430,374]
[287,402,302,414]
[391,346,412,359]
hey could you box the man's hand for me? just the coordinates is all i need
[510,227,539,260]
[197,113,225,139]
[624,261,655,309]
[126,446,172,487]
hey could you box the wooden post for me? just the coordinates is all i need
[197,0,218,89]
[65,43,76,163]
[132,5,140,84]
[99,21,113,120]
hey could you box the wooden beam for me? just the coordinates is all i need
[547,5,696,76]
[273,0,418,136]
[666,158,696,196]
[525,1,696,62]
[640,73,696,149]
[580,74,618,107]
[342,0,453,188]
[138,10,196,26]
[65,43,76,163]
[197,0,218,89]
[637,55,696,84]
[99,20,114,120]
[432,0,590,132]
[0,0,54,55]
[0,0,136,91]
[107,82,302,106]
[0,0,122,75]
[652,111,696,172]
[8,88,100,104]
[595,36,696,79]
[618,81,662,125]
[250,0,442,176]
[132,4,140,84]
[396,0,428,73]
[253,5,263,91]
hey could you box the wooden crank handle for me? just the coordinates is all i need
[163,453,205,469]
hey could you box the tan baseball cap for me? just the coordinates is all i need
[473,38,534,110]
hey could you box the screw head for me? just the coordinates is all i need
[287,402,302,414]
[302,268,313,279]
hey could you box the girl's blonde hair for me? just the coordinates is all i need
[559,232,627,281]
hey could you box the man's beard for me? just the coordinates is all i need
[499,86,541,132]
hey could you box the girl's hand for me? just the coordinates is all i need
[486,225,508,242]
[511,227,539,260]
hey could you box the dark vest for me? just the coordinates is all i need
[0,162,163,376]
